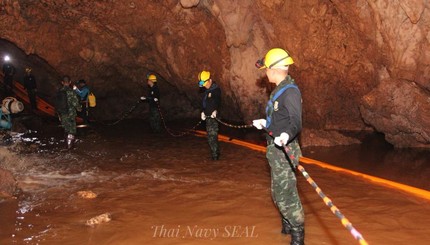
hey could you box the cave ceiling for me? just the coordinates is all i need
[0,0,429,148]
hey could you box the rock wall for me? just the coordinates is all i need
[0,0,429,147]
[1,0,231,120]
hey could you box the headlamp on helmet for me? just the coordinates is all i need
[255,48,294,69]
[198,70,211,87]
[198,80,206,87]
[147,73,157,82]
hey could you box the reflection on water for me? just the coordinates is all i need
[302,133,430,191]
[217,122,430,191]
[217,125,430,191]
[0,119,429,245]
[2,119,272,244]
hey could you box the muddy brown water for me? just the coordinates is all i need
[0,118,429,245]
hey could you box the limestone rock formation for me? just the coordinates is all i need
[85,213,111,226]
[0,0,429,147]
[360,78,430,148]
[300,128,361,148]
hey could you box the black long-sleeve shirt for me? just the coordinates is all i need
[24,74,37,90]
[202,82,221,116]
[147,84,160,108]
[266,76,302,142]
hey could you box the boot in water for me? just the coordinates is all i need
[67,134,75,149]
[290,224,305,245]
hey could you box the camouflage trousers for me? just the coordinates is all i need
[266,139,304,227]
[59,113,77,135]
[149,106,162,133]
[205,118,219,158]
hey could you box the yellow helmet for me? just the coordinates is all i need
[198,70,210,87]
[255,48,294,69]
[147,74,157,82]
[25,67,32,73]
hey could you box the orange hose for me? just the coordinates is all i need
[193,130,430,201]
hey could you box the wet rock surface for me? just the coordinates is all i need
[77,190,97,199]
[85,213,111,227]
[300,128,361,148]
[360,79,430,148]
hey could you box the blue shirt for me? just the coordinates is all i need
[75,85,90,101]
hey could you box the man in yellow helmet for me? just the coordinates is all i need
[198,70,221,160]
[253,48,305,245]
[140,73,161,133]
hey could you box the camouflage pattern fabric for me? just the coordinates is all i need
[285,139,302,168]
[266,139,304,227]
[59,88,81,135]
[205,118,219,159]
[149,106,162,133]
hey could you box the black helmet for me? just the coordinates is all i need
[62,75,71,83]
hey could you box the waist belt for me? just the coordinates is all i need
[266,137,298,146]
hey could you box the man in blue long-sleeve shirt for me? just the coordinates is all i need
[73,79,90,124]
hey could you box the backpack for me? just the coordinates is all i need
[0,111,12,129]
[55,90,69,114]
[88,92,96,107]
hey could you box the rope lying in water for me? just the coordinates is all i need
[264,126,368,245]
[100,100,143,126]
[103,101,369,244]
[156,102,202,137]
[296,163,368,245]
[99,100,201,136]
[208,119,369,244]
